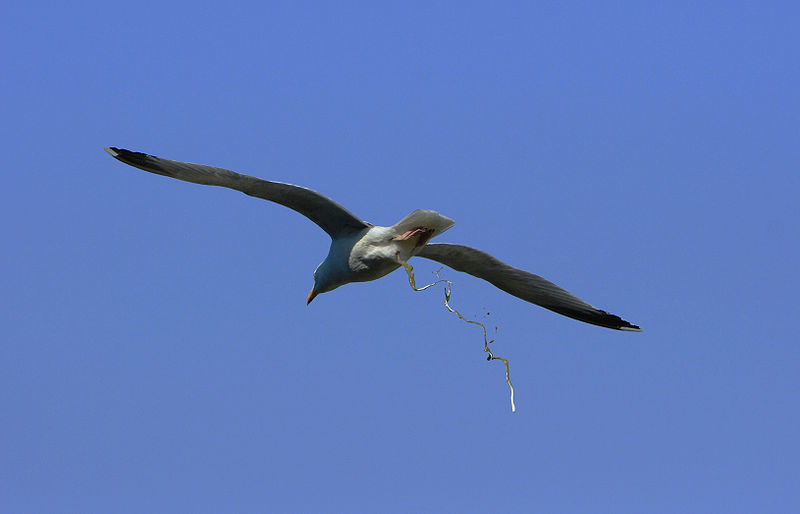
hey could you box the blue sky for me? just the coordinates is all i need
[2,1,798,512]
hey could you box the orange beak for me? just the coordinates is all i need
[306,287,318,305]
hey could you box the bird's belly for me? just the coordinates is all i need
[349,259,401,283]
[348,229,424,283]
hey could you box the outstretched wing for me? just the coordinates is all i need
[416,243,641,331]
[105,147,370,238]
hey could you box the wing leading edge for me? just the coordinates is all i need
[417,243,641,331]
[105,147,370,238]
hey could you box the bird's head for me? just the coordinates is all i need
[307,260,345,305]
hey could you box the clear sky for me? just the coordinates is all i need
[3,1,798,512]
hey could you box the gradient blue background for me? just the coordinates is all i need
[3,1,798,512]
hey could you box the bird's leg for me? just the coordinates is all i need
[392,227,425,240]
[392,227,435,248]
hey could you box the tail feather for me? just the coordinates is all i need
[391,209,455,239]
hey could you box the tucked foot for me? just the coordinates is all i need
[393,227,435,247]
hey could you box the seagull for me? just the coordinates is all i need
[105,147,641,331]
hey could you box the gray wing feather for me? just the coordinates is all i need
[105,147,370,238]
[416,243,641,331]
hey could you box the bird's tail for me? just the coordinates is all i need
[391,209,455,239]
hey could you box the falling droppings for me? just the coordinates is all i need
[397,255,516,412]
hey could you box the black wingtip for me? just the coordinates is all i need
[619,321,642,332]
[550,305,642,331]
[601,311,641,332]
[104,147,149,166]
[104,147,174,177]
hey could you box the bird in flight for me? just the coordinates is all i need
[105,147,641,331]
